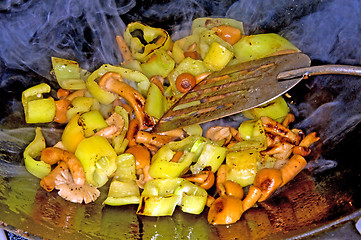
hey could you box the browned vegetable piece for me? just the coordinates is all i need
[216,164,227,195]
[282,113,295,127]
[135,131,175,148]
[206,195,216,207]
[150,75,165,94]
[57,88,70,99]
[299,132,320,148]
[261,116,298,144]
[116,35,133,64]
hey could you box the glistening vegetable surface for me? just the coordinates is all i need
[19,17,320,227]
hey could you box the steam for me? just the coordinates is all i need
[0,0,135,78]
[0,0,360,162]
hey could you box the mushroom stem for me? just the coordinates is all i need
[135,131,175,148]
[126,118,139,147]
[182,167,215,190]
[242,185,262,211]
[116,35,133,64]
[299,132,320,147]
[40,162,68,192]
[98,72,154,130]
[282,113,295,127]
[280,154,307,187]
[41,147,85,186]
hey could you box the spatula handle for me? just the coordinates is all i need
[277,65,361,80]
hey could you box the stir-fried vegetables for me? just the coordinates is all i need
[20,17,320,226]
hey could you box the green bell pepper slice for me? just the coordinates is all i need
[61,113,85,153]
[120,59,142,72]
[165,135,206,152]
[140,49,175,78]
[103,153,140,206]
[203,41,234,71]
[103,180,140,206]
[111,106,130,155]
[226,150,260,187]
[23,127,51,179]
[51,57,87,90]
[238,120,257,140]
[189,143,227,174]
[242,96,290,123]
[148,145,195,179]
[149,135,218,178]
[137,178,207,216]
[229,119,267,152]
[61,110,108,152]
[22,83,56,124]
[144,82,168,119]
[233,33,299,63]
[75,135,117,187]
[86,64,150,105]
[124,22,172,63]
[183,124,203,136]
[198,29,233,60]
[79,110,108,137]
[66,96,94,121]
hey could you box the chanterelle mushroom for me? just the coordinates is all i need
[55,168,100,204]
[98,72,155,130]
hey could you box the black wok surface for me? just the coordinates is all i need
[1,0,361,239]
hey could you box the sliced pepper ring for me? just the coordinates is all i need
[137,178,207,216]
[124,22,172,63]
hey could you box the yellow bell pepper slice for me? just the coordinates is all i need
[23,127,51,179]
[22,83,56,123]
[103,153,140,206]
[51,57,87,90]
[226,150,260,187]
[75,135,117,187]
[203,42,234,71]
[124,22,172,63]
[137,178,207,216]
[233,33,299,63]
[242,96,290,123]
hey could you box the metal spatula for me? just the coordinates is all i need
[152,52,361,133]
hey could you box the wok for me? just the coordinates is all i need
[1,0,361,239]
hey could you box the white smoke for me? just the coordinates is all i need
[0,0,135,78]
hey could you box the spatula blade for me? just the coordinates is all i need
[152,53,311,133]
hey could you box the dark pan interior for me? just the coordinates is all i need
[0,0,361,239]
